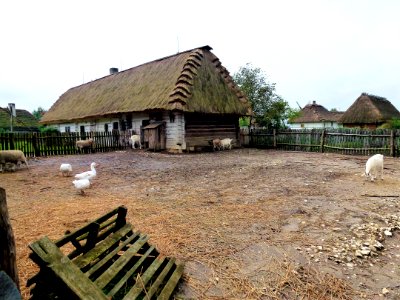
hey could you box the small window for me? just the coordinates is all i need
[301,123,304,128]
[65,126,70,133]
[113,122,119,130]
[104,124,109,132]
[80,125,85,133]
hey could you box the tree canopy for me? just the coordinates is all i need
[233,64,290,129]
[32,107,46,121]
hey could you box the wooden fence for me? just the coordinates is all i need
[0,131,132,157]
[244,128,399,157]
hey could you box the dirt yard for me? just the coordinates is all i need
[2,148,400,299]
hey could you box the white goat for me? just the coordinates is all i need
[0,150,29,172]
[220,138,233,150]
[76,138,94,150]
[365,154,384,181]
[130,135,142,149]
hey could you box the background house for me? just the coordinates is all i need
[40,45,250,152]
[339,93,400,129]
[0,107,39,132]
[289,101,343,129]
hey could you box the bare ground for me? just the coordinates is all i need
[2,148,400,299]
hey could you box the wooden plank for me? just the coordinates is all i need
[85,232,140,277]
[74,223,133,269]
[30,237,108,300]
[95,234,149,289]
[157,263,184,300]
[145,258,175,299]
[107,245,155,297]
[122,255,166,299]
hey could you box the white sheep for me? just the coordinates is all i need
[0,150,29,172]
[365,154,384,181]
[60,163,73,177]
[76,138,94,150]
[220,138,233,150]
[130,135,142,149]
[212,138,222,151]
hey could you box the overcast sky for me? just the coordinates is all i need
[1,0,399,114]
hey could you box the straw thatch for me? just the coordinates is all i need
[0,108,39,132]
[41,46,250,125]
[290,101,343,123]
[340,93,400,125]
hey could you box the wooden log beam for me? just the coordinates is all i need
[0,187,20,291]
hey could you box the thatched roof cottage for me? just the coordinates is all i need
[0,107,39,132]
[289,101,344,129]
[339,93,400,129]
[41,45,250,151]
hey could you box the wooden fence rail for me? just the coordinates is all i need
[244,128,400,157]
[0,131,132,157]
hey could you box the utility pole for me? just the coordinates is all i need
[8,103,16,132]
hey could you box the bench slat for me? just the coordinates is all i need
[158,263,185,300]
[74,223,133,269]
[30,237,108,300]
[107,245,155,297]
[95,234,149,289]
[122,255,166,299]
[85,231,140,277]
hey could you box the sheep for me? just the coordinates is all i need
[0,150,29,172]
[130,135,142,149]
[76,138,94,151]
[220,138,233,150]
[212,139,222,151]
[60,163,73,177]
[365,154,384,181]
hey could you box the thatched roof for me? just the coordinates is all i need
[290,101,343,123]
[339,93,400,124]
[41,46,250,125]
[0,107,39,131]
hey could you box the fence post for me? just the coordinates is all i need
[32,133,40,157]
[0,188,20,291]
[9,133,15,150]
[390,130,395,157]
[320,130,326,153]
[273,129,277,148]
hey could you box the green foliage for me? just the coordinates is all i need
[233,63,290,129]
[32,107,46,121]
[377,118,400,129]
[239,117,250,127]
[39,125,59,133]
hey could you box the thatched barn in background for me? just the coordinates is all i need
[0,107,39,132]
[289,101,344,129]
[339,93,400,129]
[40,45,250,152]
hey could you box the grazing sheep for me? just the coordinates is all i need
[76,138,94,150]
[0,150,29,172]
[365,154,384,181]
[212,139,222,151]
[60,163,73,177]
[220,138,233,150]
[130,135,142,149]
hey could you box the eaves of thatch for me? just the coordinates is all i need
[339,93,400,124]
[290,102,343,123]
[41,46,250,125]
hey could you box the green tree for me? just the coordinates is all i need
[233,64,289,129]
[32,107,46,121]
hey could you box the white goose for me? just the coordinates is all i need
[72,178,91,195]
[74,162,97,181]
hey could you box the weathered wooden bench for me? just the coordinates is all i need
[27,206,184,300]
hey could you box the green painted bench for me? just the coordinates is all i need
[27,206,184,299]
